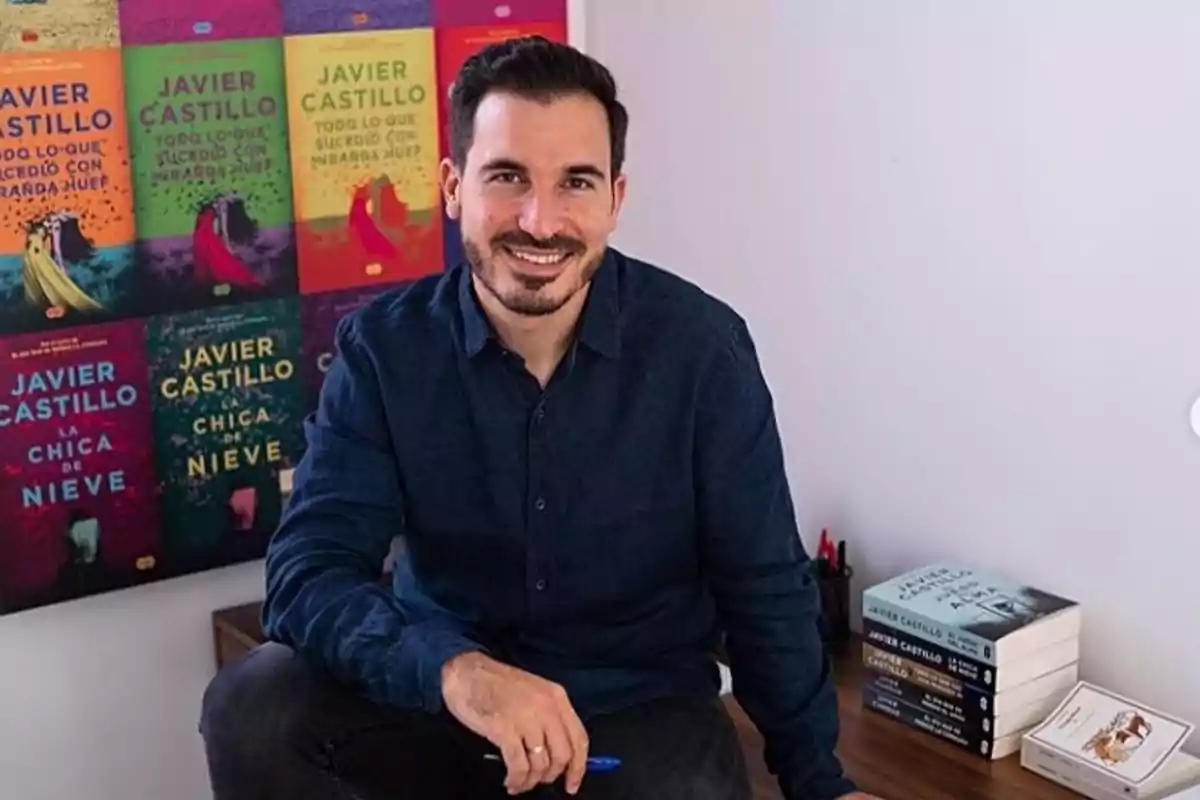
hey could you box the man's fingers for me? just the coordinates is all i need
[560,700,590,795]
[499,732,531,795]
[518,734,551,793]
[540,713,574,786]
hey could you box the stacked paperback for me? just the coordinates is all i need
[1022,682,1200,799]
[860,563,1082,759]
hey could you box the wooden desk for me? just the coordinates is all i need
[212,603,1078,800]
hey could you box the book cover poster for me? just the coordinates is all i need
[117,0,283,45]
[1,0,120,53]
[433,0,566,27]
[123,38,297,315]
[0,50,138,335]
[435,21,566,273]
[285,29,442,293]
[299,282,405,405]
[281,0,430,35]
[146,297,306,574]
[0,320,163,615]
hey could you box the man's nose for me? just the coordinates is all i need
[517,191,566,241]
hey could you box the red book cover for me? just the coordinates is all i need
[435,20,566,268]
[0,320,163,614]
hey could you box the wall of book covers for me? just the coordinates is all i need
[0,0,570,615]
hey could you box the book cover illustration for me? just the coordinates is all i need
[123,38,297,314]
[0,320,163,615]
[299,282,406,405]
[0,50,138,335]
[281,0,430,35]
[434,20,566,272]
[864,564,1079,642]
[1,0,120,53]
[117,0,283,45]
[146,297,306,575]
[285,29,443,293]
[433,0,566,27]
[1028,682,1194,786]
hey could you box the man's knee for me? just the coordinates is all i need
[200,642,320,764]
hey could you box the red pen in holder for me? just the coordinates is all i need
[813,529,852,645]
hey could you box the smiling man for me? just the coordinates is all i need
[199,36,879,800]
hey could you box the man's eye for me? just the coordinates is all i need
[492,171,524,184]
[566,177,594,191]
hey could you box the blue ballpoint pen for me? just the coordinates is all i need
[483,753,622,772]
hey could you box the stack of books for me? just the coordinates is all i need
[860,563,1082,759]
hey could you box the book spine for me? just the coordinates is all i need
[864,669,997,737]
[862,643,992,710]
[862,684,999,759]
[862,618,997,693]
[862,591,999,666]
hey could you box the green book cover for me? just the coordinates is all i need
[123,37,296,312]
[146,297,305,575]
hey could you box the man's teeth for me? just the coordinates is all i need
[508,248,569,265]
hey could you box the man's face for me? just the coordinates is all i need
[441,90,626,317]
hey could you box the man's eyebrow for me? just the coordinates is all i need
[565,164,606,180]
[479,158,528,173]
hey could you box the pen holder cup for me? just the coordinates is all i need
[815,563,853,645]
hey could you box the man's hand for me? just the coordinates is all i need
[840,793,886,799]
[441,652,590,795]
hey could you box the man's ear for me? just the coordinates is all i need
[439,157,462,220]
[610,172,628,219]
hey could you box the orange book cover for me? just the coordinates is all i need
[285,29,443,293]
[0,49,137,334]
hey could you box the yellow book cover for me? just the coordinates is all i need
[1,0,120,53]
[284,28,443,293]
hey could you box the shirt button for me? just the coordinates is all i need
[534,497,546,512]
[534,407,546,424]
[535,579,548,592]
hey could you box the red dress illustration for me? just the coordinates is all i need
[192,194,261,287]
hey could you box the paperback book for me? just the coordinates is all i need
[117,0,284,45]
[146,297,306,576]
[281,0,430,35]
[432,0,567,26]
[1023,682,1197,798]
[285,28,443,292]
[0,320,163,614]
[1,0,120,53]
[299,282,407,406]
[862,563,1081,666]
[0,49,138,334]
[123,37,297,314]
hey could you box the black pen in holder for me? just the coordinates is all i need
[814,560,853,646]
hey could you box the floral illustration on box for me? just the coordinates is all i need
[1085,710,1153,766]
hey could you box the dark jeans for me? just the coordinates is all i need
[199,642,753,800]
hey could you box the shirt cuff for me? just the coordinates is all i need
[412,628,486,713]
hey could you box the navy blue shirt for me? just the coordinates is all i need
[262,248,855,799]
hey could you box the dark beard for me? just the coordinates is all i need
[463,236,601,317]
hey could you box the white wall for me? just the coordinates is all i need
[589,0,1200,735]
[0,562,264,800]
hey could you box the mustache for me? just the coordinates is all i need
[493,231,585,254]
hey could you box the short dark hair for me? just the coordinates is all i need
[448,35,628,178]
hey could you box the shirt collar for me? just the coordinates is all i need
[458,248,622,360]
